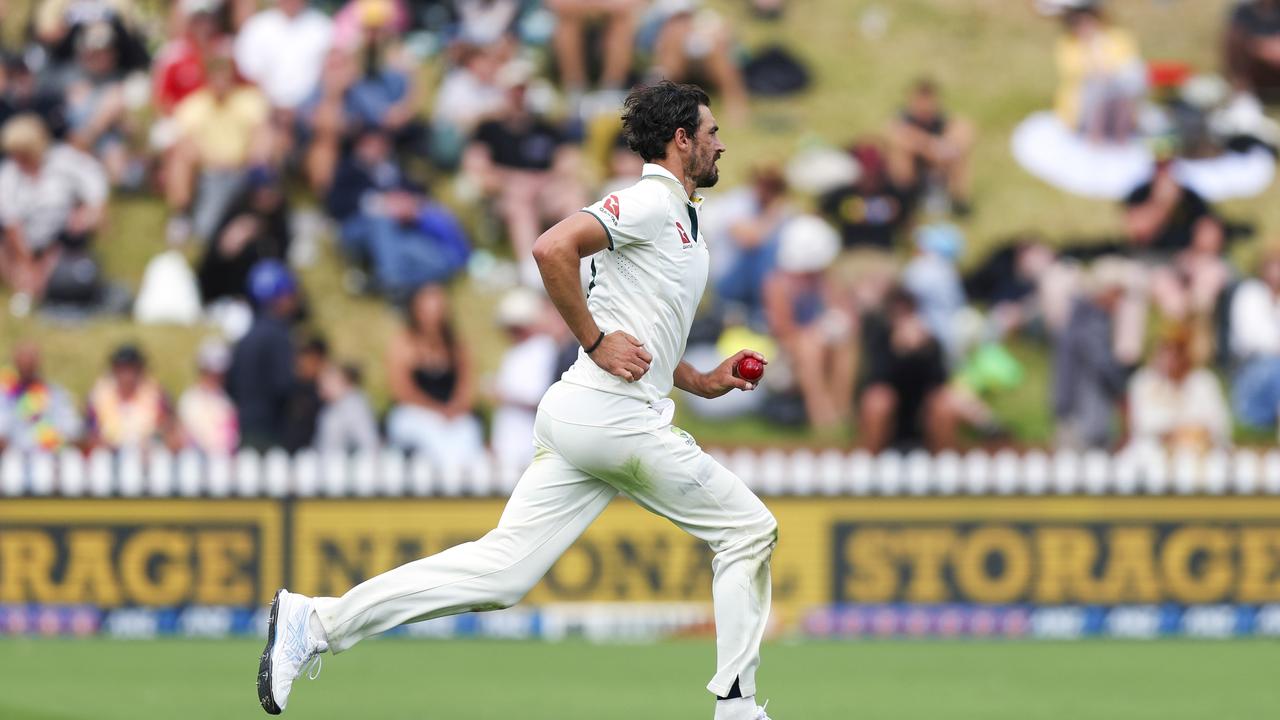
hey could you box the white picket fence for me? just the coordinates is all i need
[4,445,1280,497]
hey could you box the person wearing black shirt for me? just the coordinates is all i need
[1122,159,1213,253]
[886,78,975,214]
[858,288,957,451]
[198,168,291,304]
[461,63,585,285]
[820,142,914,251]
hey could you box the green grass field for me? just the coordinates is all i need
[0,638,1275,719]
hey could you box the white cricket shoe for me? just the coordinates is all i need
[716,697,772,720]
[258,589,327,714]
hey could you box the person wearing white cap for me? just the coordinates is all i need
[178,338,239,455]
[490,287,560,469]
[259,83,777,720]
[763,214,856,430]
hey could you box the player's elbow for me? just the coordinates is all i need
[531,230,561,269]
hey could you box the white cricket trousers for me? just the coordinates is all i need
[312,381,778,698]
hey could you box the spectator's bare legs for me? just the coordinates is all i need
[98,142,130,187]
[500,171,545,284]
[653,13,747,119]
[828,338,857,424]
[163,137,198,219]
[550,3,589,95]
[923,388,960,451]
[3,229,60,302]
[888,119,974,202]
[70,86,126,184]
[653,15,692,81]
[600,4,639,90]
[306,50,357,194]
[858,383,897,452]
[1148,266,1189,320]
[306,99,344,194]
[886,121,925,190]
[790,332,839,429]
[939,118,975,204]
[702,21,750,121]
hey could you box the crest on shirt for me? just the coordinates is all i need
[603,194,621,222]
[675,221,691,248]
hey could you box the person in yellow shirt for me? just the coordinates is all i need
[164,45,272,244]
[1054,4,1146,143]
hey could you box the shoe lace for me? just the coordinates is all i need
[756,699,770,720]
[302,653,323,681]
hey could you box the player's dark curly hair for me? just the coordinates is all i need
[622,81,710,162]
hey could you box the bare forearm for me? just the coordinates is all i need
[533,213,609,347]
[674,361,710,398]
[540,248,599,346]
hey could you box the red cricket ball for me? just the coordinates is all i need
[734,356,765,382]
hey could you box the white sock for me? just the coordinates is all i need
[714,696,755,720]
[307,609,329,651]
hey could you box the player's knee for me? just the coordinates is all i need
[758,513,779,556]
[724,511,777,560]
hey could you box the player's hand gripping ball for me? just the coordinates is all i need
[734,356,765,382]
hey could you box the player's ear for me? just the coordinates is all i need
[673,126,690,150]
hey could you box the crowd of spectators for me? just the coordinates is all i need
[3,0,1280,464]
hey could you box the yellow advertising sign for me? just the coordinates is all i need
[292,496,1280,610]
[4,496,1279,610]
[0,500,283,607]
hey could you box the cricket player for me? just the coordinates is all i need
[258,82,777,720]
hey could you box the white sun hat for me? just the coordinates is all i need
[776,215,840,274]
[496,286,544,329]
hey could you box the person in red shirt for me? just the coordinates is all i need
[152,1,226,116]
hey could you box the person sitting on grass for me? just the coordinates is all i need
[86,344,180,451]
[461,61,585,287]
[59,21,132,186]
[1052,257,1142,450]
[646,0,750,121]
[1053,2,1146,143]
[178,338,240,456]
[326,127,470,301]
[886,78,975,215]
[0,114,108,318]
[1122,151,1214,254]
[858,287,959,452]
[1126,325,1230,453]
[0,340,83,452]
[385,283,485,468]
[164,44,272,244]
[764,215,857,431]
[315,361,380,454]
[197,166,292,305]
[545,0,643,109]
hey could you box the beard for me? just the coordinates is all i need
[691,154,720,188]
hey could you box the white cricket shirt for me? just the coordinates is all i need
[561,163,711,406]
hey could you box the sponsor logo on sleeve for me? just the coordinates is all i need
[603,195,621,222]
